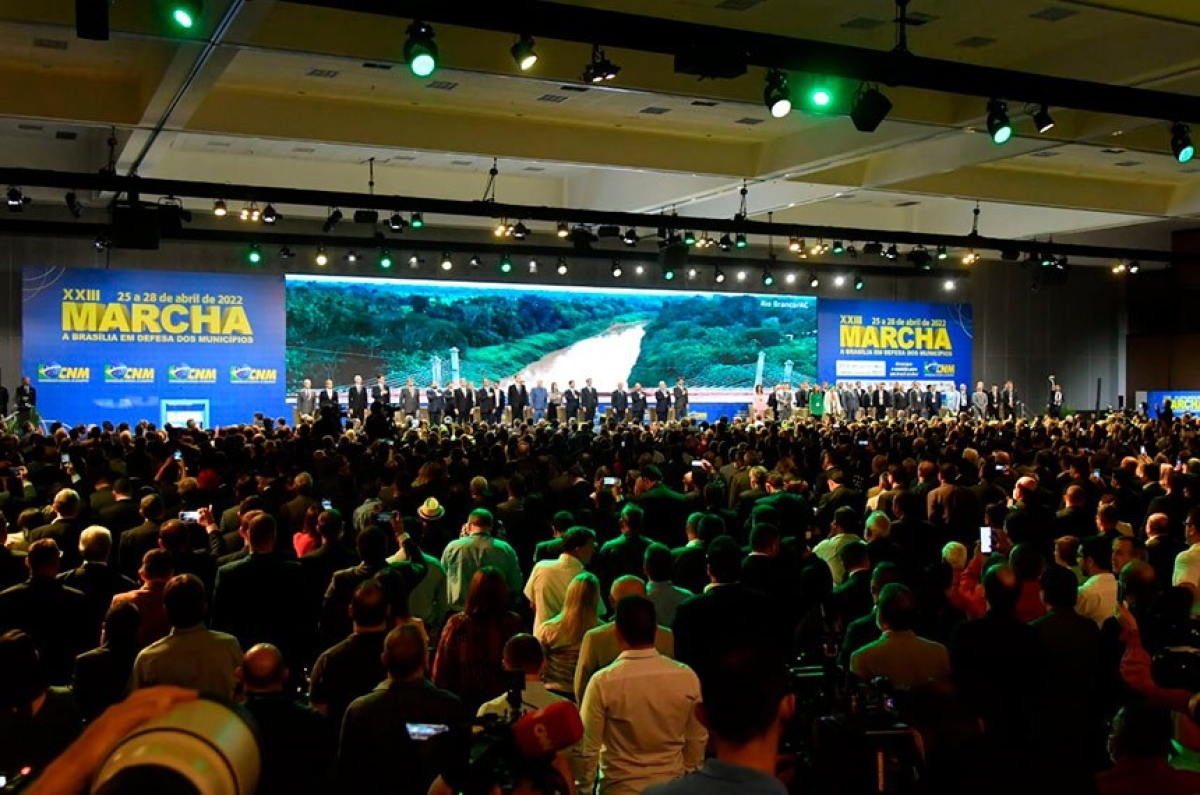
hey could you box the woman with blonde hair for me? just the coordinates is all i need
[535,572,602,699]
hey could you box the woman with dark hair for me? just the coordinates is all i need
[293,503,323,558]
[751,383,769,422]
[431,566,521,709]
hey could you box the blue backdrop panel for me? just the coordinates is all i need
[1148,391,1200,414]
[817,299,973,389]
[22,267,286,427]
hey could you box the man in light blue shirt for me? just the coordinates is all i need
[439,508,522,611]
[644,543,692,627]
[530,380,549,422]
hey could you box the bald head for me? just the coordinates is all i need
[1064,485,1086,509]
[610,575,646,606]
[238,643,287,693]
[1015,476,1038,502]
[1146,513,1170,538]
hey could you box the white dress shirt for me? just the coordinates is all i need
[1174,544,1200,614]
[1076,571,1119,626]
[579,648,707,795]
[477,679,565,722]
[813,533,861,585]
[524,553,585,634]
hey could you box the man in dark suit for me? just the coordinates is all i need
[72,601,141,721]
[296,378,317,418]
[672,377,689,420]
[757,473,810,539]
[318,379,342,433]
[89,475,116,516]
[0,539,90,684]
[119,494,165,580]
[1145,470,1189,541]
[740,524,794,624]
[279,472,318,535]
[594,504,656,594]
[630,383,647,425]
[437,383,453,422]
[610,382,628,422]
[815,469,865,532]
[1054,485,1096,540]
[507,376,528,423]
[160,516,217,594]
[672,536,772,675]
[476,378,497,422]
[98,478,142,540]
[734,466,769,531]
[829,540,873,629]
[1001,381,1016,420]
[370,374,392,419]
[211,514,315,670]
[580,378,599,424]
[426,382,443,425]
[1005,476,1057,561]
[398,377,421,423]
[671,513,714,596]
[14,375,35,425]
[319,526,389,650]
[58,526,137,643]
[30,488,87,570]
[632,466,687,548]
[347,375,369,423]
[563,380,580,422]
[872,383,890,420]
[653,382,671,422]
[453,381,473,421]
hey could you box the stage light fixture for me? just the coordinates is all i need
[529,259,538,274]
[499,255,514,275]
[832,240,845,255]
[943,278,956,292]
[736,270,747,282]
[511,34,538,71]
[987,99,1013,145]
[261,204,279,224]
[93,234,110,251]
[1111,261,1126,275]
[404,21,438,77]
[557,258,569,276]
[611,260,623,278]
[761,267,775,287]
[764,69,791,118]
[279,247,295,260]
[315,247,328,267]
[834,274,846,288]
[6,186,26,211]
[863,242,883,256]
[385,213,406,233]
[908,248,933,270]
[345,251,358,263]
[512,221,529,240]
[850,85,892,132]
[688,267,698,279]
[885,244,899,260]
[410,212,424,229]
[1129,260,1141,274]
[663,265,676,282]
[735,232,748,249]
[239,204,250,221]
[64,191,83,218]
[623,228,639,246]
[468,256,481,269]
[635,264,645,275]
[440,253,453,271]
[246,244,262,265]
[169,0,202,29]
[854,275,865,291]
[583,44,620,83]
[963,250,978,265]
[714,266,726,284]
[785,272,796,285]
[809,272,820,289]
[810,240,824,256]
[788,236,801,253]
[1033,104,1055,134]
[407,255,420,268]
[379,249,394,269]
[810,84,832,108]
[322,208,343,233]
[936,245,948,260]
[1172,123,1195,164]
[494,220,509,237]
[557,221,570,238]
[718,234,733,252]
[683,230,696,246]
[212,199,227,217]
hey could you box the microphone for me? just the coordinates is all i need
[511,701,583,759]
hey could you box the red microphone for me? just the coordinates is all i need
[511,701,584,759]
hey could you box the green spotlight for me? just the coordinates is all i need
[379,249,393,269]
[404,21,438,77]
[499,255,513,275]
[811,87,832,107]
[170,0,201,29]
[246,243,262,265]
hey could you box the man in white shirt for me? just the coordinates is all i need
[813,507,862,585]
[524,527,595,633]
[1076,535,1118,626]
[477,634,565,721]
[579,595,706,795]
[440,509,522,612]
[1172,507,1200,614]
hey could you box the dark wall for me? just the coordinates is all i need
[0,234,1125,416]
[1124,230,1200,398]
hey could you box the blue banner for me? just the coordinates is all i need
[817,299,972,388]
[1148,391,1200,415]
[22,267,285,428]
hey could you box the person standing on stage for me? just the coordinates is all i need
[988,383,1002,421]
[14,376,35,425]
[441,382,456,423]
[371,374,392,418]
[611,382,628,423]
[957,383,969,418]
[941,383,961,417]
[971,381,989,421]
[318,379,341,432]
[296,379,317,419]
[630,383,647,425]
[751,384,769,422]
[654,381,671,423]
[564,381,580,423]
[776,382,794,421]
[824,382,843,421]
[508,376,528,423]
[548,382,562,424]
[427,381,444,425]
[530,380,548,422]
[1001,381,1016,421]
[581,378,599,425]
[454,381,473,421]
[672,377,689,420]
[347,375,369,424]
[808,383,824,422]
[399,378,420,423]
[1048,380,1064,419]
[477,378,496,423]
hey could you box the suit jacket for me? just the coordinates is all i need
[118,520,161,580]
[654,389,671,412]
[1054,506,1095,541]
[0,577,90,684]
[170,549,217,595]
[594,533,654,593]
[212,553,315,665]
[673,385,689,416]
[507,384,528,414]
[580,387,598,410]
[72,644,138,721]
[671,543,709,596]
[672,583,772,675]
[399,387,420,413]
[563,388,579,411]
[318,389,340,410]
[634,483,687,547]
[949,613,1048,747]
[58,562,137,643]
[630,389,647,412]
[98,497,142,538]
[321,562,385,649]
[371,384,392,408]
[348,386,369,415]
[297,388,318,416]
[830,568,873,628]
[15,384,35,411]
[850,630,951,689]
[610,389,628,412]
[300,543,359,606]
[476,388,496,414]
[30,518,87,569]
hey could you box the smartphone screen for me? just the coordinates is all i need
[406,723,449,741]
[858,440,868,446]
[1140,445,1147,456]
[321,499,332,510]
[376,510,395,525]
[60,453,69,464]
[179,511,200,523]
[173,450,182,461]
[603,476,618,486]
[1093,469,1102,479]
[980,526,992,554]
[692,460,705,469]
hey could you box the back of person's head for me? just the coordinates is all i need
[749,523,781,554]
[317,509,343,542]
[839,540,869,572]
[614,595,657,647]
[465,566,510,615]
[1120,560,1158,604]
[983,563,1020,615]
[942,541,968,570]
[467,508,494,532]
[698,642,791,746]
[696,513,724,544]
[832,506,858,534]
[102,601,142,647]
[350,580,389,628]
[551,510,574,535]
[870,561,900,595]
[79,525,112,563]
[864,511,891,541]
[610,575,646,605]
[1110,701,1175,759]
[239,643,287,692]
[876,583,917,631]
[141,548,174,581]
[157,519,189,553]
[1097,503,1119,528]
[163,574,207,628]
[383,623,428,680]
[140,493,165,522]
[985,502,1008,528]
[357,526,387,565]
[1080,534,1113,573]
[27,538,62,577]
[54,488,81,518]
[641,465,663,484]
[643,543,673,583]
[561,526,595,556]
[502,633,544,675]
[1009,543,1044,583]
[1040,565,1080,611]
[246,513,277,553]
[620,503,645,535]
[1065,485,1086,509]
[706,535,743,584]
[0,630,46,709]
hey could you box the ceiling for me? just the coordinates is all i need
[0,0,1197,263]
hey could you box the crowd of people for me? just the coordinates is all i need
[0,402,1198,794]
